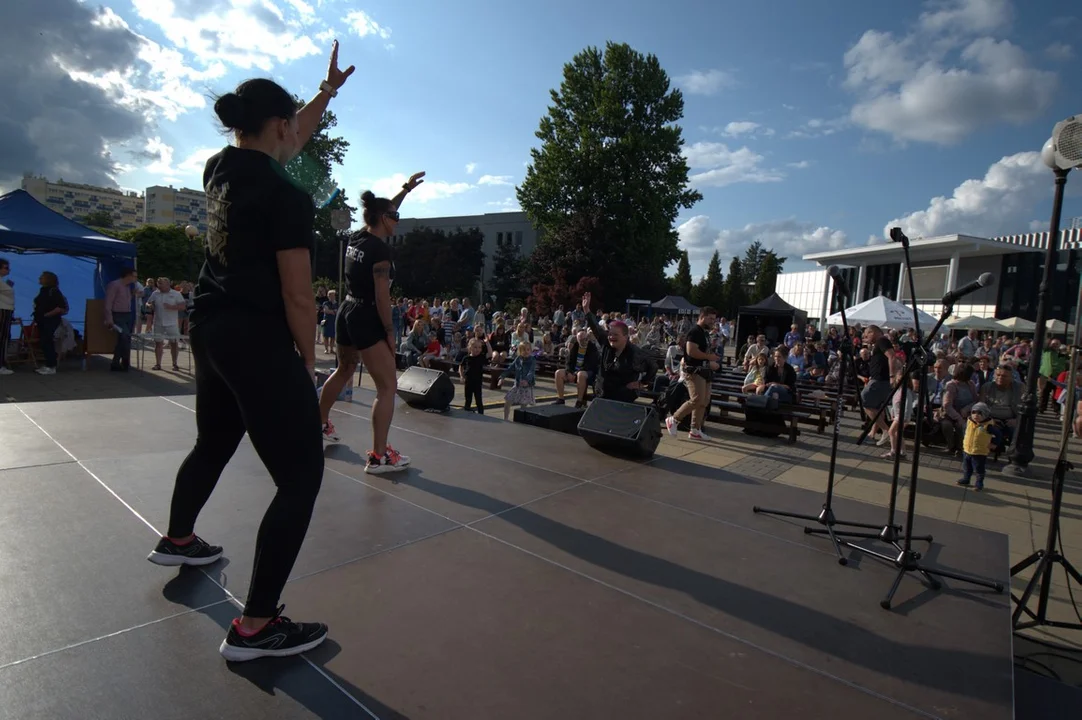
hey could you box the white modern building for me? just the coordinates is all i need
[775,229,1082,327]
[144,185,208,234]
[392,211,538,284]
[21,175,145,231]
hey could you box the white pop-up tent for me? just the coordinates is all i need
[826,296,938,331]
[947,315,1004,332]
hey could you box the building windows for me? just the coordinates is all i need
[997,249,1080,322]
[863,263,900,302]
[515,230,523,247]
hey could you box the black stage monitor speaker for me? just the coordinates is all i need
[514,403,585,435]
[577,399,661,458]
[396,366,455,411]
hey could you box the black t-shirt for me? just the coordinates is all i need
[343,229,394,303]
[868,338,892,382]
[684,323,709,368]
[193,147,314,322]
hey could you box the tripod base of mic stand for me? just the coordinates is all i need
[842,542,1005,610]
[806,522,933,553]
[753,504,887,566]
[1011,549,1082,631]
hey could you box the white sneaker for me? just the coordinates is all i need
[876,433,889,447]
[688,428,710,441]
[0,367,12,375]
[321,422,340,443]
[35,367,56,375]
[665,415,678,437]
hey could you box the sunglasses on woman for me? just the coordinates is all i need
[385,211,400,221]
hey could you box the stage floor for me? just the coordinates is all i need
[0,389,1014,720]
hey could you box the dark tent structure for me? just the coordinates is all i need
[650,295,699,315]
[736,293,807,348]
[0,189,137,331]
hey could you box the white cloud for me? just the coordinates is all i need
[131,0,322,71]
[1046,42,1073,61]
[879,150,1048,241]
[140,138,219,183]
[787,160,811,169]
[722,121,760,136]
[676,69,734,96]
[683,142,785,188]
[344,10,391,39]
[465,162,477,174]
[487,197,521,212]
[786,117,848,139]
[477,174,513,186]
[843,0,1057,144]
[678,215,849,266]
[364,173,473,204]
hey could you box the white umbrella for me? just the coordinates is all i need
[826,296,939,331]
[1046,318,1076,335]
[948,315,1003,332]
[996,317,1037,333]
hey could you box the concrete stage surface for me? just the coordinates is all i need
[0,389,1013,720]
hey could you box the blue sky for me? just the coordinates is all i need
[7,0,1082,276]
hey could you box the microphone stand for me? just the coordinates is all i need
[841,229,1004,610]
[1010,280,1082,631]
[753,275,887,564]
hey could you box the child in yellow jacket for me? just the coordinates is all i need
[956,402,997,492]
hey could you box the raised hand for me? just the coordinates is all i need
[325,40,355,91]
[404,172,426,192]
[581,292,592,312]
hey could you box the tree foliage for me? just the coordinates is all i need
[753,252,781,301]
[741,241,786,301]
[489,240,528,306]
[118,225,197,282]
[284,99,357,280]
[672,250,693,298]
[724,256,746,318]
[528,270,602,318]
[83,210,113,228]
[692,251,724,310]
[517,41,702,298]
[392,226,485,300]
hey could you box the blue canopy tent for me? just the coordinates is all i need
[0,190,137,334]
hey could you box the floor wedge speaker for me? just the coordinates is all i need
[514,403,585,435]
[396,366,455,411]
[577,399,661,458]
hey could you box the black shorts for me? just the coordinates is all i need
[336,299,386,351]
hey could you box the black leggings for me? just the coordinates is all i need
[464,378,484,413]
[167,311,324,618]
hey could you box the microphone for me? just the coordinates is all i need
[941,273,994,306]
[827,265,850,298]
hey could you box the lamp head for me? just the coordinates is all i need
[184,225,198,238]
[1047,115,1082,171]
[1041,137,1058,170]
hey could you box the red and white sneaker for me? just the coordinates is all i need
[321,422,340,443]
[688,428,710,441]
[665,415,678,437]
[365,445,410,474]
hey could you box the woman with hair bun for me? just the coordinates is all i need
[145,41,354,663]
[319,173,425,476]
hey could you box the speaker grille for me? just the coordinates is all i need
[579,401,653,439]
[1060,120,1082,164]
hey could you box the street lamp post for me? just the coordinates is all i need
[1008,125,1081,473]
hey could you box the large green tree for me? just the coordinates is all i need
[517,41,701,298]
[489,239,528,305]
[118,225,194,281]
[285,99,357,279]
[393,226,485,299]
[723,256,745,318]
[753,252,782,300]
[692,250,724,310]
[672,250,693,298]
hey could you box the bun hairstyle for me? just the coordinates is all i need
[360,190,394,226]
[213,78,296,137]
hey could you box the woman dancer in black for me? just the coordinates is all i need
[146,41,354,663]
[318,176,424,473]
